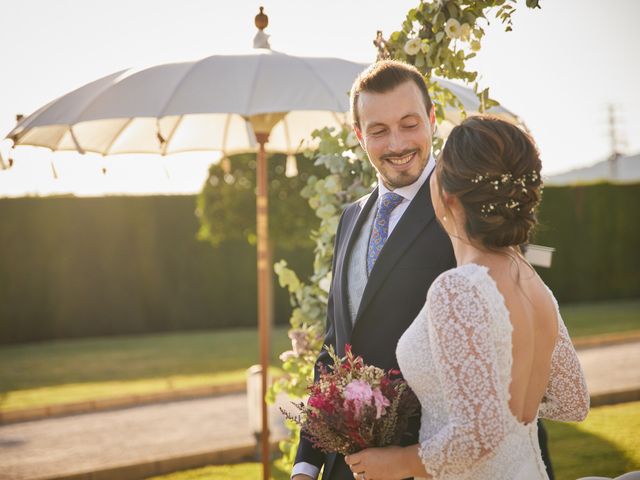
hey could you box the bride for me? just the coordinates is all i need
[345,116,590,480]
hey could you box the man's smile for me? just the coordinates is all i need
[383,150,418,170]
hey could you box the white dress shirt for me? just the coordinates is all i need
[291,155,435,480]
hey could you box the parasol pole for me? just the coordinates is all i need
[254,8,272,479]
[256,131,271,480]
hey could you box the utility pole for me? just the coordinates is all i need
[607,104,622,180]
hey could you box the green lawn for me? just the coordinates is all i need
[560,299,640,338]
[543,401,640,480]
[0,298,637,413]
[145,402,640,480]
[0,326,290,412]
[145,462,290,480]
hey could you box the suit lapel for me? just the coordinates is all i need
[333,189,378,349]
[353,174,436,325]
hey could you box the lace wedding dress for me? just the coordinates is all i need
[396,263,589,480]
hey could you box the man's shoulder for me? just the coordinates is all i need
[344,189,376,215]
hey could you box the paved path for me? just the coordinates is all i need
[0,393,291,480]
[1,342,638,480]
[577,341,640,396]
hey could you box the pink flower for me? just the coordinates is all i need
[372,387,391,419]
[343,380,373,417]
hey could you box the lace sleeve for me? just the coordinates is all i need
[538,315,590,421]
[418,271,506,478]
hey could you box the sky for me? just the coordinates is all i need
[0,0,638,197]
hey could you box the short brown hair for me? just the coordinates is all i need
[437,115,542,249]
[350,60,433,128]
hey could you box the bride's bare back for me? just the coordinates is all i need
[482,254,560,425]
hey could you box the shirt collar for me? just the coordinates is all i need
[377,154,435,203]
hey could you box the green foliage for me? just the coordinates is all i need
[534,183,640,302]
[272,1,543,470]
[0,196,312,344]
[269,128,377,398]
[196,153,319,249]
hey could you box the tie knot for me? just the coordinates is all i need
[379,192,404,216]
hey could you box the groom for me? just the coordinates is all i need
[291,60,553,480]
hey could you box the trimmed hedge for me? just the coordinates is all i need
[533,182,640,303]
[0,183,637,344]
[0,195,312,344]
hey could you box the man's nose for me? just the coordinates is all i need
[388,128,407,153]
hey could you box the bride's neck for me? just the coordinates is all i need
[450,233,511,267]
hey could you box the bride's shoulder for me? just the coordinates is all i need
[426,265,496,326]
[431,263,490,292]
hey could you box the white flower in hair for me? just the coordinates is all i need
[444,18,462,39]
[403,37,422,56]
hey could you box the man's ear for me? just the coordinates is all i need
[429,106,436,130]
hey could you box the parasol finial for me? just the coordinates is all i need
[253,7,271,49]
[255,6,268,30]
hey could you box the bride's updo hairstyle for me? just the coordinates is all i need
[437,115,542,249]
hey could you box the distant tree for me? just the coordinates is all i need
[196,153,319,250]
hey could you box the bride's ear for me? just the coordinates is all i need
[441,189,455,208]
[443,192,464,221]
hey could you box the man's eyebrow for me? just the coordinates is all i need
[366,113,421,129]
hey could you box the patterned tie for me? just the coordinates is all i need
[367,192,404,275]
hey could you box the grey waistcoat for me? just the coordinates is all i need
[346,203,377,326]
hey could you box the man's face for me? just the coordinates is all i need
[355,81,434,190]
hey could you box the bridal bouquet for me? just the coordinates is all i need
[281,344,419,455]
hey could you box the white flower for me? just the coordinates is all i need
[279,350,296,362]
[444,18,461,39]
[345,130,360,148]
[460,23,471,41]
[403,37,422,56]
[289,329,311,355]
[354,145,368,161]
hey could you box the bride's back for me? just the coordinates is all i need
[488,255,559,425]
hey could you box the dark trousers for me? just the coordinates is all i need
[538,419,554,480]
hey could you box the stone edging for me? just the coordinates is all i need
[573,330,640,350]
[32,441,281,480]
[589,389,640,408]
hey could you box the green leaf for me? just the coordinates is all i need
[389,30,402,42]
[446,2,458,18]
